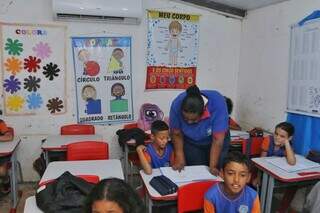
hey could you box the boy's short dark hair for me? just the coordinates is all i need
[222,151,251,171]
[151,120,169,134]
[275,122,295,137]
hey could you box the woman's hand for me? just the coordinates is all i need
[172,152,185,172]
[209,167,220,176]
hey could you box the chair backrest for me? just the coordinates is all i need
[123,122,138,129]
[66,141,109,161]
[242,137,264,157]
[61,124,95,135]
[178,180,218,213]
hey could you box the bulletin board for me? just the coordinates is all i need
[287,18,320,117]
[72,37,133,124]
[0,22,67,115]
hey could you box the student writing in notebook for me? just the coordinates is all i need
[136,120,174,175]
[204,151,260,213]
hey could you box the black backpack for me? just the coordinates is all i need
[36,171,95,213]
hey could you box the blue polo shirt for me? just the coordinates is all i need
[169,90,228,145]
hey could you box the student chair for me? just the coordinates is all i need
[242,137,264,158]
[60,124,95,135]
[66,141,109,161]
[177,180,218,213]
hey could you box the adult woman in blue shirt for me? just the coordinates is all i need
[169,85,230,175]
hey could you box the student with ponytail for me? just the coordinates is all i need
[169,85,230,175]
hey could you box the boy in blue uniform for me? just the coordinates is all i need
[204,151,260,213]
[136,120,173,175]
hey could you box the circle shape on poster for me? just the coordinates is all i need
[178,75,184,84]
[187,76,193,85]
[85,61,100,76]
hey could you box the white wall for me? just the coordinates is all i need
[0,0,241,181]
[237,0,320,131]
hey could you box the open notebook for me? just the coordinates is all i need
[159,165,217,183]
[266,155,320,173]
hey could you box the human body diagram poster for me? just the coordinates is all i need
[0,23,66,115]
[72,37,133,124]
[146,11,199,89]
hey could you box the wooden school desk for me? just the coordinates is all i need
[39,159,124,185]
[140,166,222,213]
[41,134,103,165]
[0,136,21,213]
[252,156,320,213]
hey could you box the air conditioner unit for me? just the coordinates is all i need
[52,0,143,24]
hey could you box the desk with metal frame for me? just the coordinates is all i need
[41,134,103,165]
[252,156,320,213]
[0,136,21,213]
[140,166,222,213]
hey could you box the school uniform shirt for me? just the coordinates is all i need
[144,143,174,168]
[261,136,285,157]
[0,119,9,136]
[169,90,229,145]
[204,183,260,213]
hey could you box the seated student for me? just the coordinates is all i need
[136,120,173,175]
[260,122,296,213]
[204,151,260,213]
[85,178,145,213]
[0,119,13,196]
[224,96,241,130]
[261,122,296,164]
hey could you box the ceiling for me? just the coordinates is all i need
[176,0,290,17]
[208,0,289,10]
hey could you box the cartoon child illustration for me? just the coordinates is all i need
[81,84,101,114]
[165,20,182,66]
[110,83,128,112]
[78,49,100,76]
[107,48,124,73]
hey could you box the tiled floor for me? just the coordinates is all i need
[0,182,37,213]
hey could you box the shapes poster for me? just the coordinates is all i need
[0,23,66,115]
[72,37,133,124]
[146,11,199,89]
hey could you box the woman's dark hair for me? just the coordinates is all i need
[275,122,295,137]
[181,85,204,115]
[224,96,233,115]
[85,178,145,213]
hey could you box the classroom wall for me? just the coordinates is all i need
[0,0,241,181]
[237,0,320,132]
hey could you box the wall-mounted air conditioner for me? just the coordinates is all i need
[52,0,143,25]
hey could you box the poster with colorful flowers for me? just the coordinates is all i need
[0,23,66,115]
[145,11,199,89]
